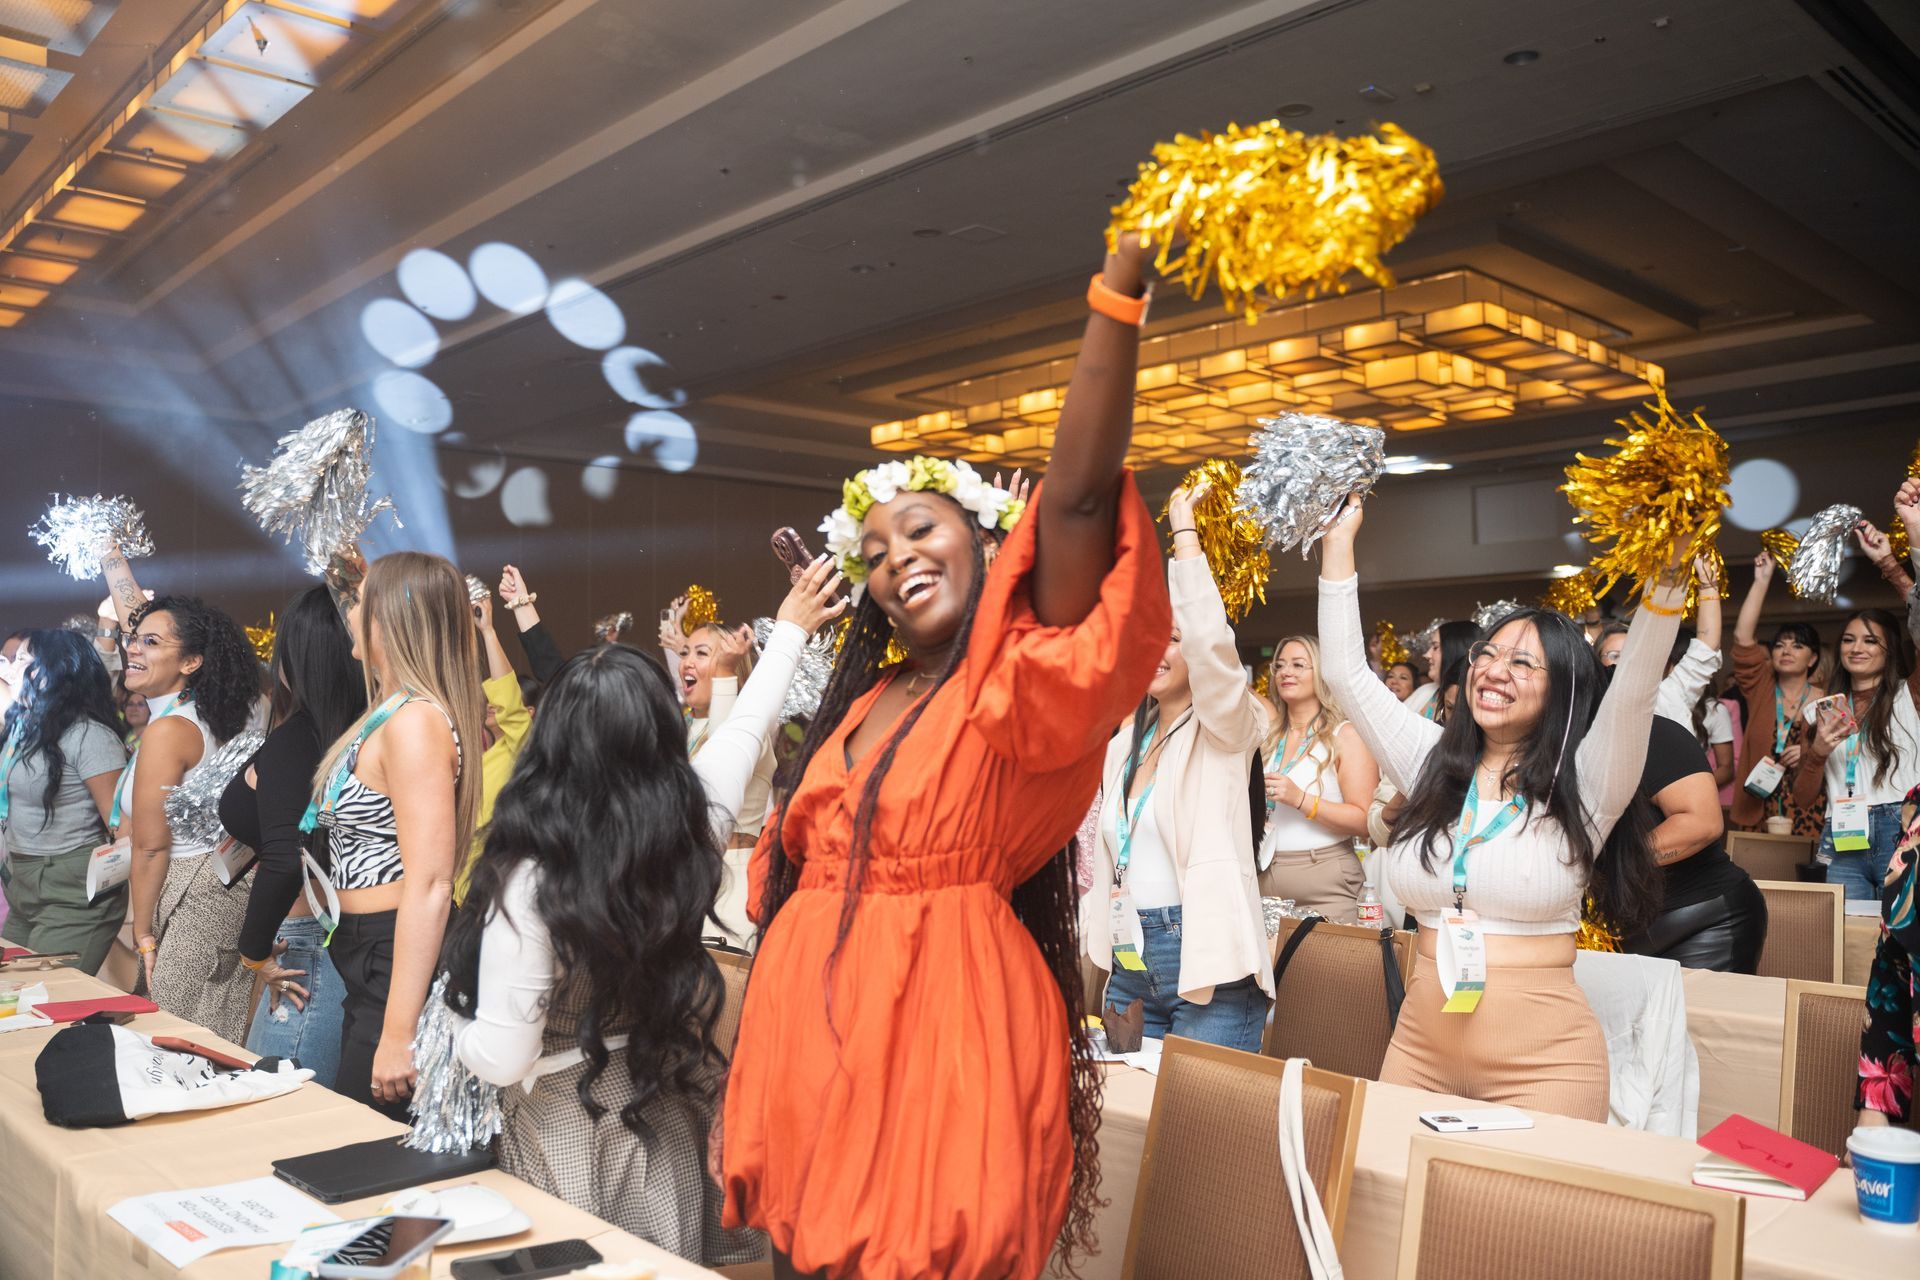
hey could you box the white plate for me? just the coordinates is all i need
[382,1183,532,1244]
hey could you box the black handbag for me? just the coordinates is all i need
[1270,915,1406,1027]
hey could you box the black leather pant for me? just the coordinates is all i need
[1630,877,1769,974]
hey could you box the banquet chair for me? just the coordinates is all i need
[1753,880,1843,982]
[1122,1037,1364,1280]
[708,945,752,1061]
[1262,917,1415,1079]
[1778,978,1869,1158]
[1396,1136,1743,1280]
[1725,830,1813,883]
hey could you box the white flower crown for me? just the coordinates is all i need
[819,457,1025,584]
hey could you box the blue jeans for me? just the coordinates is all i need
[1103,904,1269,1053]
[1819,801,1902,902]
[244,914,347,1089]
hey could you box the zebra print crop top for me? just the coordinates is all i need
[323,700,462,891]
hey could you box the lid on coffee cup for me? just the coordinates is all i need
[1847,1125,1920,1161]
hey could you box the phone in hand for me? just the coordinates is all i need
[450,1239,605,1279]
[771,526,816,581]
[1805,693,1859,736]
[316,1215,453,1278]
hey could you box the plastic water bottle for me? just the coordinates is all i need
[1356,880,1384,929]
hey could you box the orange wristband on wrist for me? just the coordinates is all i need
[1088,273,1152,326]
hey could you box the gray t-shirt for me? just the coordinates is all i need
[2,719,127,855]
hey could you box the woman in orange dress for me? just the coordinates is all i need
[721,233,1170,1279]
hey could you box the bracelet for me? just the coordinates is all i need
[136,939,157,956]
[1640,598,1685,617]
[1697,591,1719,601]
[239,953,272,972]
[1307,796,1321,822]
[1087,272,1152,327]
[1170,526,1198,537]
[507,593,537,609]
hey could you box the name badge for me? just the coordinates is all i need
[1108,885,1148,971]
[1831,796,1871,853]
[209,836,255,887]
[86,836,131,900]
[1743,756,1785,799]
[1436,910,1485,1014]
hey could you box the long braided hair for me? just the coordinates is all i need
[754,509,1104,1270]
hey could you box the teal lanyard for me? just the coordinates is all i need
[1265,727,1318,811]
[109,690,183,832]
[1422,697,1441,722]
[1452,775,1527,911]
[1115,724,1158,886]
[1844,728,1862,799]
[1773,687,1795,756]
[0,723,23,826]
[300,692,411,834]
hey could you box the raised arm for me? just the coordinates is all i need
[98,541,149,630]
[474,592,513,682]
[1857,520,1915,600]
[500,566,564,685]
[1030,235,1155,626]
[1575,550,1692,837]
[1167,484,1266,752]
[1733,551,1775,649]
[1316,498,1442,792]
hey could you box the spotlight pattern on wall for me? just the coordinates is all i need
[869,270,1663,470]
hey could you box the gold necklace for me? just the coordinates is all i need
[903,668,935,696]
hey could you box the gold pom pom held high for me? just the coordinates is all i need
[1162,458,1271,622]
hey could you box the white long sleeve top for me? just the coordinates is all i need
[454,621,810,1087]
[1319,574,1684,935]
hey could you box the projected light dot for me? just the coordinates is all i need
[625,410,698,473]
[582,456,621,499]
[469,242,549,315]
[360,298,440,368]
[397,248,477,321]
[444,450,507,498]
[546,279,625,350]
[501,466,553,527]
[602,346,687,408]
[372,369,453,434]
[1725,459,1798,532]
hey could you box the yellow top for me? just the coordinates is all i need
[454,672,533,904]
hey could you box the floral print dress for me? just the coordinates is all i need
[1858,782,1920,1120]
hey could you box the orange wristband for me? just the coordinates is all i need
[1088,273,1152,327]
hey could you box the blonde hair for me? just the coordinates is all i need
[1262,635,1345,791]
[690,622,754,686]
[314,551,486,856]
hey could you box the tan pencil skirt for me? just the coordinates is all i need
[1258,840,1364,921]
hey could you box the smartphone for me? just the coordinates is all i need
[0,950,81,970]
[1805,693,1859,735]
[150,1035,254,1072]
[450,1239,605,1280]
[1418,1107,1535,1133]
[316,1215,453,1278]
[771,526,816,581]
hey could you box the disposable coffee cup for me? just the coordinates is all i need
[1764,815,1793,834]
[1847,1125,1920,1228]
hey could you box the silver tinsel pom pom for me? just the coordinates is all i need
[751,617,835,722]
[404,972,503,1154]
[1788,503,1860,605]
[163,730,265,850]
[1473,600,1526,633]
[1236,413,1386,557]
[31,494,154,581]
[595,611,635,640]
[466,575,490,605]
[240,409,399,576]
[1412,616,1447,657]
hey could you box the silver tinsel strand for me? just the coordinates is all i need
[31,494,154,581]
[751,617,836,722]
[405,971,503,1154]
[595,611,635,640]
[239,409,399,576]
[1473,600,1527,633]
[1789,503,1861,604]
[163,730,265,850]
[1235,413,1386,557]
[1413,616,1448,656]
[466,575,490,605]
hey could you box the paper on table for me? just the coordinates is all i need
[107,1175,338,1268]
[1844,899,1885,917]
[0,981,53,1033]
[1090,1030,1165,1075]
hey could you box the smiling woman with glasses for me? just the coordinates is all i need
[1316,495,1684,1121]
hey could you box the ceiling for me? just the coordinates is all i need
[2,0,1918,635]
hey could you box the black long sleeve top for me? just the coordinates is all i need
[217,709,324,962]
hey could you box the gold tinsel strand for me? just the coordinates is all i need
[1539,570,1598,618]
[246,614,276,665]
[1686,544,1726,621]
[1575,896,1622,953]
[1759,528,1800,576]
[1561,387,1730,604]
[1162,459,1271,622]
[1108,120,1443,319]
[1374,620,1410,668]
[681,585,719,635]
[832,613,909,669]
[1252,668,1271,701]
[1887,441,1920,561]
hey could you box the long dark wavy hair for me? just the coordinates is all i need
[442,644,725,1134]
[2,630,121,827]
[1828,608,1916,790]
[1394,605,1661,934]
[268,585,366,746]
[1433,619,1480,722]
[755,505,1103,1270]
[129,596,259,743]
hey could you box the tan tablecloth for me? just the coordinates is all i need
[1682,966,1787,1131]
[1844,915,1879,986]
[0,965,723,1280]
[1063,1062,1904,1280]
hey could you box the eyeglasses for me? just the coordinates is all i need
[119,632,183,652]
[1467,640,1544,681]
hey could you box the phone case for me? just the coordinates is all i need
[274,1137,496,1204]
[771,527,815,577]
[150,1035,254,1072]
[450,1239,604,1280]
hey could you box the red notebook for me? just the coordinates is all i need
[33,995,159,1024]
[1693,1114,1839,1200]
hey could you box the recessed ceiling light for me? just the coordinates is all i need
[1277,103,1313,117]
[849,263,876,274]
[1503,49,1541,65]
[911,227,941,238]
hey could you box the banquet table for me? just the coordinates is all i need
[0,964,724,1280]
[1056,1059,1907,1280]
[1681,966,1787,1131]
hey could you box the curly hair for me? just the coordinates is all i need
[755,509,1104,1271]
[130,596,260,743]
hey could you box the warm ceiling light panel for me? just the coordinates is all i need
[15,221,110,259]
[202,4,358,88]
[0,251,78,284]
[74,150,191,202]
[0,280,50,308]
[0,49,73,116]
[111,106,251,165]
[149,57,311,130]
[0,1,119,55]
[0,305,25,327]
[42,188,144,232]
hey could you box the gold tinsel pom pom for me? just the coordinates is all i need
[1108,120,1443,318]
[1374,620,1410,668]
[1540,570,1598,618]
[682,585,719,634]
[1163,459,1271,621]
[246,615,276,665]
[1561,387,1730,603]
[1686,545,1726,621]
[1252,668,1271,701]
[1888,440,1920,561]
[1575,895,1622,953]
[1759,528,1800,576]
